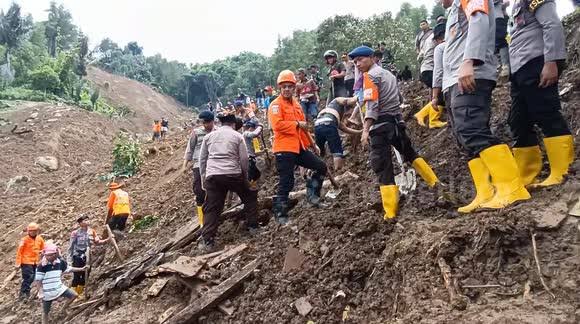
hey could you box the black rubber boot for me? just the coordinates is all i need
[272,196,289,225]
[306,177,322,207]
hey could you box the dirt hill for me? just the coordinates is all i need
[1,15,579,324]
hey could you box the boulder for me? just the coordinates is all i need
[35,156,59,171]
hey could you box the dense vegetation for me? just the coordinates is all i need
[0,2,445,109]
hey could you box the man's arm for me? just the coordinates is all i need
[459,4,491,92]
[68,232,76,260]
[15,238,24,267]
[106,192,115,218]
[535,1,566,87]
[238,136,249,176]
[199,136,209,182]
[182,133,197,170]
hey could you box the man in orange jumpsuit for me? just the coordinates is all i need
[15,222,45,300]
[269,70,327,225]
[106,182,131,231]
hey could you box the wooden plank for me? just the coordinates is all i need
[159,256,206,278]
[207,244,248,268]
[148,278,170,297]
[294,297,313,316]
[163,259,259,324]
[105,224,124,261]
[0,270,17,290]
[283,247,305,272]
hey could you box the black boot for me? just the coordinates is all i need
[306,176,323,207]
[272,196,289,225]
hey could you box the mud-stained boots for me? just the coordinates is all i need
[412,157,439,187]
[196,206,204,228]
[479,144,530,209]
[272,196,289,225]
[458,158,494,213]
[512,146,542,186]
[379,185,399,219]
[414,103,431,127]
[531,135,575,188]
[428,105,447,129]
[306,177,322,207]
[75,285,85,299]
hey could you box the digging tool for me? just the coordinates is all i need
[105,225,124,261]
[302,129,342,199]
[393,148,416,196]
[84,246,91,291]
[260,132,272,169]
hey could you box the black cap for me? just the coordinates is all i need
[198,111,214,122]
[433,23,446,40]
[77,214,89,223]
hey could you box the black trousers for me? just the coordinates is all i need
[193,167,206,206]
[369,122,419,185]
[345,79,355,97]
[72,253,87,286]
[248,157,261,182]
[495,18,508,51]
[275,149,327,199]
[508,56,570,148]
[449,79,501,159]
[202,174,258,243]
[20,264,35,296]
[420,71,433,89]
[108,214,128,231]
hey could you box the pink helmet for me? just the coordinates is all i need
[43,243,58,255]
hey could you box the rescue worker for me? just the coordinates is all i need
[296,68,320,122]
[494,0,510,78]
[15,222,45,300]
[183,111,215,227]
[324,50,348,104]
[152,120,161,141]
[269,70,327,225]
[34,243,86,324]
[314,96,362,171]
[414,21,447,129]
[349,45,440,219]
[106,182,131,231]
[68,215,108,298]
[242,119,264,189]
[415,20,433,61]
[432,23,456,133]
[160,117,169,140]
[509,0,575,188]
[441,0,530,213]
[198,112,258,250]
[263,86,276,110]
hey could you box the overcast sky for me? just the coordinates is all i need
[1,0,576,64]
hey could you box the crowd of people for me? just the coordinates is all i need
[14,0,575,320]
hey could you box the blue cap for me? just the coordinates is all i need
[348,46,374,59]
[198,111,214,122]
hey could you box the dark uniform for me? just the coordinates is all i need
[443,0,530,213]
[508,0,574,187]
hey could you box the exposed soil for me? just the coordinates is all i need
[1,17,580,324]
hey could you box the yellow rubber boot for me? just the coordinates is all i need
[411,157,439,187]
[457,158,495,213]
[414,103,431,127]
[531,135,575,188]
[479,144,531,209]
[252,138,262,153]
[196,206,204,227]
[428,105,447,129]
[512,146,542,186]
[76,285,85,299]
[380,185,399,219]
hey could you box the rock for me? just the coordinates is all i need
[4,175,30,192]
[28,187,37,193]
[283,247,305,272]
[35,156,59,171]
[294,297,312,316]
[46,119,59,122]
[534,201,568,229]
[29,112,38,119]
[53,113,62,117]
[81,161,92,168]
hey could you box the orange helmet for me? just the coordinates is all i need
[27,222,39,231]
[277,70,297,85]
[109,182,123,190]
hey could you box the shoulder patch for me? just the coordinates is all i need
[461,0,489,17]
[528,0,546,12]
[271,104,280,114]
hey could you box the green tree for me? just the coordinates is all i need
[124,41,143,56]
[29,64,60,92]
[0,3,33,72]
[430,4,447,24]
[45,2,78,57]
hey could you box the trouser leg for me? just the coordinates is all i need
[391,124,419,164]
[72,254,86,287]
[369,124,395,185]
[193,168,206,206]
[201,175,228,243]
[231,176,258,229]
[449,80,501,159]
[20,264,35,296]
[275,152,298,200]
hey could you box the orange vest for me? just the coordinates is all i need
[15,235,45,266]
[153,123,161,133]
[109,189,131,216]
[268,96,312,154]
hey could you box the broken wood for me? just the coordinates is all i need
[217,300,235,316]
[315,254,335,275]
[437,258,467,310]
[207,244,247,268]
[530,232,556,299]
[148,278,169,297]
[0,270,17,290]
[164,259,260,324]
[461,284,503,289]
[159,256,206,277]
[70,297,104,310]
[105,225,124,261]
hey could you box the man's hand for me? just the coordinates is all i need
[539,61,558,88]
[361,130,370,149]
[297,121,308,130]
[312,145,321,156]
[458,59,476,93]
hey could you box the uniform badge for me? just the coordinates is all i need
[271,104,279,114]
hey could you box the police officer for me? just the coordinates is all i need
[183,111,215,226]
[269,70,327,225]
[441,0,530,213]
[349,45,440,220]
[509,0,574,188]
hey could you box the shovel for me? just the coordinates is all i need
[393,149,416,196]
